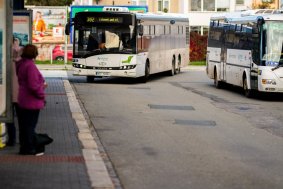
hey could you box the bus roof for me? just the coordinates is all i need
[210,10,283,23]
[136,12,189,23]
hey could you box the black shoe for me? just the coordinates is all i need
[35,145,45,156]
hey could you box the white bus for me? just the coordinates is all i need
[66,8,190,82]
[206,12,283,97]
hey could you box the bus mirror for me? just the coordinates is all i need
[65,21,73,35]
[65,22,70,35]
[138,25,143,36]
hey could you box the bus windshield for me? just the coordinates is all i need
[74,24,136,58]
[262,21,283,67]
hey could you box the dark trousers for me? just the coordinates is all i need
[17,107,40,153]
[6,103,19,145]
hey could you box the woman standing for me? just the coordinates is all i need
[16,44,47,155]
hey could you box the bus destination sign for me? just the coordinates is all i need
[87,17,123,23]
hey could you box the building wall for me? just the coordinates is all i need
[93,0,131,5]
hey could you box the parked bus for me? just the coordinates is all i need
[66,7,190,82]
[206,12,283,97]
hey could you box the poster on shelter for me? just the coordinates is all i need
[13,12,31,47]
[0,0,5,114]
[31,7,67,44]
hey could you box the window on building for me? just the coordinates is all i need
[189,0,231,11]
[158,0,170,12]
[132,0,147,5]
[236,0,244,4]
[190,26,209,35]
[189,0,201,11]
[203,0,216,11]
[217,0,230,11]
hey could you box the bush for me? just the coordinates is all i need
[190,32,208,62]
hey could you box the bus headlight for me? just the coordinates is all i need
[262,79,276,85]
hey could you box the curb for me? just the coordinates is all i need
[63,80,115,189]
[182,65,206,71]
[36,64,72,71]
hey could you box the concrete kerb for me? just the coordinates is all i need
[63,80,114,189]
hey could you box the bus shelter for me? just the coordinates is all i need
[0,0,13,123]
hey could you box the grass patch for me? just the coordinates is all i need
[190,61,206,66]
[35,60,72,65]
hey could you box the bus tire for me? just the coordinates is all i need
[140,61,150,83]
[214,69,221,88]
[176,57,181,74]
[86,76,94,83]
[243,76,253,98]
[55,56,64,61]
[169,58,175,76]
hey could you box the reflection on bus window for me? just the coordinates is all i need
[262,21,283,66]
[74,25,136,57]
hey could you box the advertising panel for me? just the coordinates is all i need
[27,6,67,61]
[0,0,5,115]
[13,11,32,47]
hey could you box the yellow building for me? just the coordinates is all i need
[252,0,279,9]
[92,0,180,13]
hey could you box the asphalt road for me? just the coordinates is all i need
[71,67,283,189]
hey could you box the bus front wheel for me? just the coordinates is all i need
[243,76,253,98]
[140,61,150,83]
[175,57,181,74]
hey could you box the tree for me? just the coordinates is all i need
[25,0,73,6]
[190,32,208,62]
[252,0,275,9]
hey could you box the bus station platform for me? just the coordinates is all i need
[0,77,114,189]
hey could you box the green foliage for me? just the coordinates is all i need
[190,61,206,66]
[190,32,208,62]
[25,0,73,6]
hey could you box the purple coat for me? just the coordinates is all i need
[16,58,45,110]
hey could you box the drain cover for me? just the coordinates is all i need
[175,119,216,127]
[149,104,195,111]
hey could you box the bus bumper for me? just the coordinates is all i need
[72,67,138,78]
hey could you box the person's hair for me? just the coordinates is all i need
[21,44,38,59]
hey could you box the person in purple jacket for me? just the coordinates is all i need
[16,44,47,155]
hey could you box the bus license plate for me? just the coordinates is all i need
[96,72,110,76]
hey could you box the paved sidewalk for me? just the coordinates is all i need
[0,78,113,189]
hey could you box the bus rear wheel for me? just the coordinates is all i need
[169,59,175,76]
[175,58,181,74]
[214,69,221,88]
